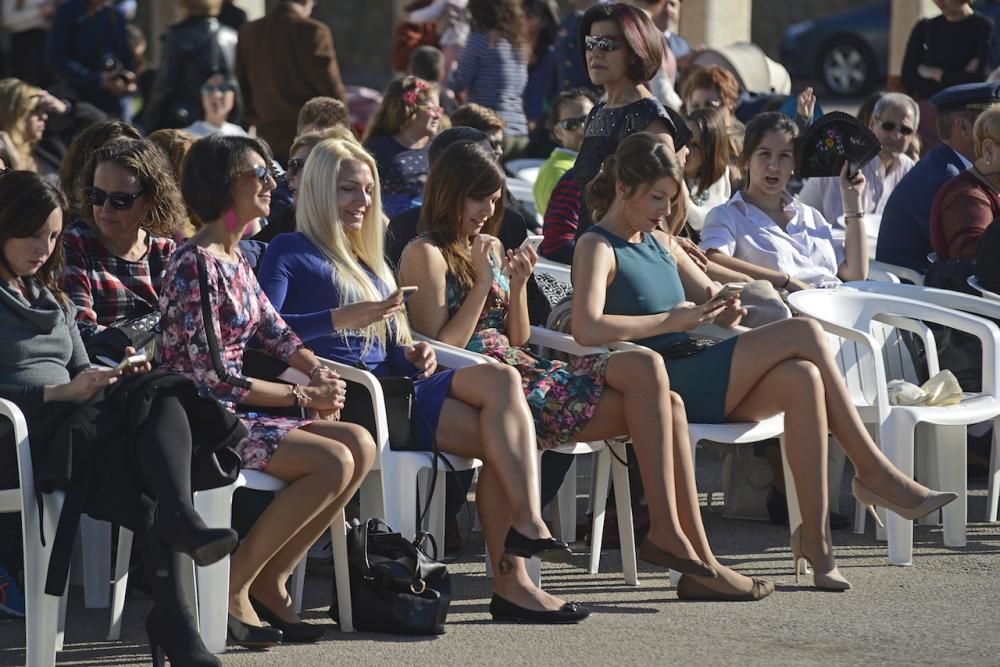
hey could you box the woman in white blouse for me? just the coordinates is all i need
[798,92,917,227]
[700,112,868,292]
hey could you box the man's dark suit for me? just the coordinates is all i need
[876,143,968,273]
[235,2,347,163]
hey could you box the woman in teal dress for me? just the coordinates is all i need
[571,132,958,593]
[400,140,772,602]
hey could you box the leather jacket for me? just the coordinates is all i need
[143,16,240,131]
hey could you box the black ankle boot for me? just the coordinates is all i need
[152,506,239,567]
[146,607,220,667]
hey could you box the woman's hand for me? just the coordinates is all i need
[48,367,121,403]
[784,277,813,293]
[660,299,727,333]
[330,294,404,331]
[675,236,708,272]
[304,372,348,411]
[471,235,497,287]
[119,346,152,376]
[837,160,866,215]
[503,244,537,287]
[796,86,816,121]
[706,286,746,328]
[404,342,437,379]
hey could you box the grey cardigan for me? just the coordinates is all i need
[0,278,90,415]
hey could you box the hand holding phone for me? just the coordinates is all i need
[392,286,419,303]
[707,282,745,306]
[115,352,149,373]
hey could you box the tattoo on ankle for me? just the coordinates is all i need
[498,553,514,575]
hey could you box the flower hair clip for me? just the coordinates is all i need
[401,79,430,107]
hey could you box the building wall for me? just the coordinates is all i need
[750,0,875,60]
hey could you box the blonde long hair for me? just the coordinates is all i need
[0,78,41,171]
[296,138,412,353]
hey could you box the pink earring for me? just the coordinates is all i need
[222,208,243,233]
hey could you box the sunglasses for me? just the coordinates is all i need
[85,186,144,210]
[555,116,587,131]
[584,35,627,52]
[690,98,723,111]
[201,82,235,95]
[244,165,272,184]
[878,120,915,136]
[287,158,305,178]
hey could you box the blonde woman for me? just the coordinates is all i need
[363,75,442,217]
[0,77,64,175]
[257,137,589,624]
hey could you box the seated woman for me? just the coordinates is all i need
[701,112,869,292]
[799,92,918,227]
[61,138,183,343]
[57,119,142,219]
[159,134,375,647]
[363,76,441,218]
[680,64,743,188]
[258,136,589,623]
[0,171,241,667]
[930,106,1000,260]
[0,77,66,178]
[572,132,957,590]
[400,140,773,602]
[682,107,731,235]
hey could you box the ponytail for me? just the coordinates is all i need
[585,154,619,223]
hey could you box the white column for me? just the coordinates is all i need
[678,0,752,50]
[233,0,267,21]
[888,0,937,87]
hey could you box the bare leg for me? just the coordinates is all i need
[227,425,365,625]
[573,349,701,564]
[247,422,376,623]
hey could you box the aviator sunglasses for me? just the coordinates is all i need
[245,165,272,184]
[85,186,144,210]
[584,35,627,52]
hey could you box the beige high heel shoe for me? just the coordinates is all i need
[789,526,851,591]
[852,478,958,525]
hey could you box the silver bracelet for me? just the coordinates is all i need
[308,364,326,379]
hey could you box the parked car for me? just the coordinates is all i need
[780,0,1000,97]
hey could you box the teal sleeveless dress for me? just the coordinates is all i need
[585,226,739,423]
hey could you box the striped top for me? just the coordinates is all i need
[540,169,582,265]
[449,31,529,136]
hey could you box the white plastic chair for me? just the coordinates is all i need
[869,260,925,286]
[0,398,67,667]
[505,158,545,183]
[968,275,1000,302]
[789,288,1000,565]
[843,280,1000,522]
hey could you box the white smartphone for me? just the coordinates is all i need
[393,286,419,302]
[115,352,149,372]
[520,236,543,252]
[707,282,746,306]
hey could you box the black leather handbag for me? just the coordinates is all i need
[338,370,418,451]
[328,518,451,635]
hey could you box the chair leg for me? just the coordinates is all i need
[290,558,306,615]
[329,511,353,632]
[934,425,967,548]
[192,485,237,655]
[915,424,941,527]
[359,474,385,524]
[608,443,638,586]
[106,527,133,640]
[588,447,611,575]
[79,516,111,609]
[382,464,417,540]
[883,421,915,566]
[779,436,803,533]
[987,417,1000,522]
[555,459,578,543]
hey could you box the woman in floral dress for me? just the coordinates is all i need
[159,134,375,647]
[399,140,772,599]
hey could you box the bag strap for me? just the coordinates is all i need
[195,251,251,390]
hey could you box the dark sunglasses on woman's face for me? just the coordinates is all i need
[201,82,235,95]
[556,116,587,131]
[245,165,272,184]
[287,158,305,178]
[584,35,627,52]
[879,120,915,136]
[85,186,144,210]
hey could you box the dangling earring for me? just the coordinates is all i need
[222,208,243,233]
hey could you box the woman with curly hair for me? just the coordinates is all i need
[58,119,142,217]
[0,77,65,176]
[448,0,530,159]
[363,75,442,217]
[61,138,186,341]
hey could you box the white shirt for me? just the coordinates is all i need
[183,120,249,139]
[700,191,844,288]
[798,153,915,228]
[686,167,731,231]
[1,0,52,33]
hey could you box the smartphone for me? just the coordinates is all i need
[520,236,543,252]
[707,282,746,306]
[115,352,148,372]
[394,286,419,302]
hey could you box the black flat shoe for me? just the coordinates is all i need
[152,506,239,567]
[503,528,573,563]
[250,595,324,643]
[227,614,282,648]
[489,594,590,624]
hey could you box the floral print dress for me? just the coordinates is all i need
[159,244,313,470]
[446,264,610,449]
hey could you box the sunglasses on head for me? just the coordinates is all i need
[584,35,627,52]
[85,186,144,210]
[245,165,272,184]
[878,120,915,136]
[287,158,305,178]
[201,82,235,95]
[556,116,587,131]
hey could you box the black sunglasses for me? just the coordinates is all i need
[556,116,587,131]
[85,186,144,210]
[201,82,235,95]
[584,35,627,52]
[287,158,305,178]
[244,165,272,184]
[878,120,915,136]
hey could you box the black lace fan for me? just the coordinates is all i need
[798,111,881,179]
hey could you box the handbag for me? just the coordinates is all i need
[338,372,418,451]
[328,517,451,635]
[85,310,161,365]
